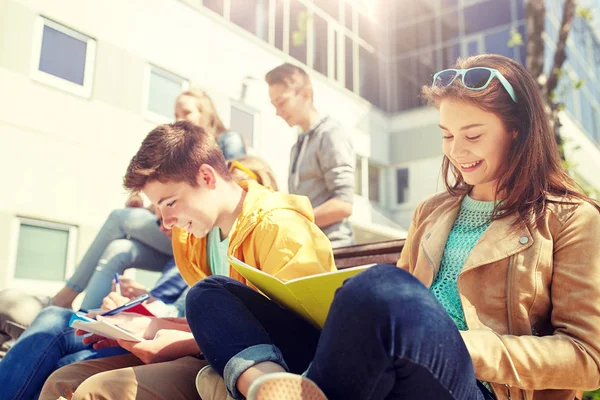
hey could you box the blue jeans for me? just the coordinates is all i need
[217,130,247,160]
[0,306,128,400]
[187,266,487,400]
[66,207,172,310]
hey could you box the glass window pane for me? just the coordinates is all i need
[313,14,329,76]
[345,36,354,91]
[345,2,353,30]
[467,39,480,56]
[463,0,512,35]
[441,43,460,68]
[368,164,380,202]
[359,46,379,106]
[203,0,224,15]
[230,0,269,41]
[290,0,308,64]
[396,168,409,203]
[15,224,69,281]
[355,157,362,195]
[395,24,418,55]
[275,0,284,50]
[39,25,87,85]
[230,105,255,148]
[148,69,185,119]
[484,28,513,58]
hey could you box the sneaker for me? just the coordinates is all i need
[247,372,327,400]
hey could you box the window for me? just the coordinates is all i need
[345,36,354,91]
[11,218,77,282]
[203,0,224,15]
[484,28,513,58]
[230,0,269,41]
[145,65,189,121]
[396,168,409,203]
[355,156,363,196]
[31,17,96,98]
[368,163,381,203]
[230,103,257,148]
[359,46,379,106]
[313,13,329,76]
[290,0,308,64]
[463,0,512,36]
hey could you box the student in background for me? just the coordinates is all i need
[175,88,246,160]
[51,202,173,311]
[40,122,334,400]
[266,63,355,248]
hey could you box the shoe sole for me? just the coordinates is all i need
[250,373,327,400]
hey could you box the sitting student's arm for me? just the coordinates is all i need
[314,127,354,228]
[118,329,200,364]
[250,210,336,282]
[460,202,600,390]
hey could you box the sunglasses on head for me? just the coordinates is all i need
[432,67,517,103]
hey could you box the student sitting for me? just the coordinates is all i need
[39,122,334,400]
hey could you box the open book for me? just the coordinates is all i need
[69,313,144,342]
[229,256,370,328]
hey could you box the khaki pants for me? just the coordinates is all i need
[39,354,208,400]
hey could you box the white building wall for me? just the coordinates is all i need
[0,0,403,293]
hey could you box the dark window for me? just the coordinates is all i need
[368,164,381,203]
[516,0,526,20]
[467,39,479,57]
[518,24,527,65]
[290,0,308,64]
[463,0,512,35]
[230,0,269,41]
[396,168,409,203]
[275,0,284,50]
[345,36,354,91]
[416,49,438,88]
[314,13,329,76]
[39,25,87,85]
[484,28,513,58]
[203,0,224,15]
[359,46,379,106]
[396,56,421,110]
[15,223,71,281]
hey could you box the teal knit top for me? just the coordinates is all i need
[430,195,495,331]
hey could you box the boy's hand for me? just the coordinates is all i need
[101,292,131,312]
[75,329,119,349]
[97,314,165,340]
[117,329,200,364]
[111,277,148,299]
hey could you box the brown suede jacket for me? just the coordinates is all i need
[397,192,600,400]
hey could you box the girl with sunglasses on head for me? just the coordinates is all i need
[190,54,600,400]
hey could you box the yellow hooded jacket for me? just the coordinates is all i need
[171,180,336,286]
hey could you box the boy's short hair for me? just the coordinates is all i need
[265,63,313,99]
[123,121,231,192]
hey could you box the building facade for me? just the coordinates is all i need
[1,0,598,295]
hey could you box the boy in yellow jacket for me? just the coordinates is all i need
[39,121,335,400]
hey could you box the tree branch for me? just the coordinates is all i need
[545,0,576,101]
[526,0,546,82]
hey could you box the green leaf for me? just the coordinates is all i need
[577,7,593,22]
[574,79,585,90]
[556,103,565,112]
[507,29,524,47]
[292,30,306,47]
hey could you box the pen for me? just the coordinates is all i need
[114,273,121,295]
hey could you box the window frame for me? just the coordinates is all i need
[143,64,190,124]
[30,16,97,98]
[7,217,79,295]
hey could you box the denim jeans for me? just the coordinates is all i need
[187,265,488,400]
[186,276,321,399]
[0,306,127,400]
[66,207,173,310]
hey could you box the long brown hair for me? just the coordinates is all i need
[177,88,227,138]
[228,156,279,191]
[421,54,599,228]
